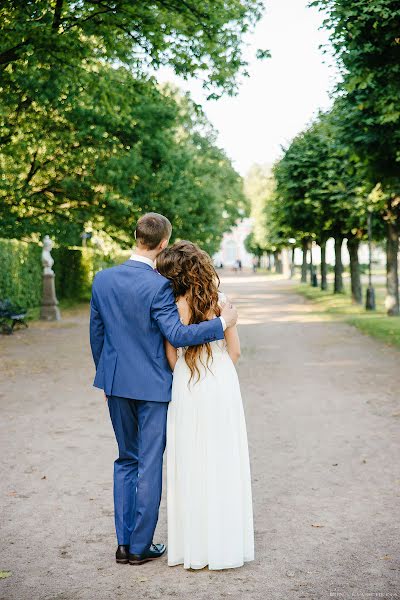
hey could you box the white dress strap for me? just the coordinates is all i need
[217,291,227,307]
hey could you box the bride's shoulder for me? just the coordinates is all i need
[176,296,190,325]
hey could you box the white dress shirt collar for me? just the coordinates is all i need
[129,253,155,269]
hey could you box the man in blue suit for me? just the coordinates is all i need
[90,213,237,565]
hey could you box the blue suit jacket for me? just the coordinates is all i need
[89,260,224,402]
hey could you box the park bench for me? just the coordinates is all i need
[0,299,28,335]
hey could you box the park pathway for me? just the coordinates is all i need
[1,273,399,600]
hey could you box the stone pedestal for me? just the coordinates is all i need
[40,273,61,321]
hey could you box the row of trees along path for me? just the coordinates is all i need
[245,0,400,317]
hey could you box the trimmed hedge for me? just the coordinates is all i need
[0,238,43,308]
[0,238,127,307]
[52,246,117,302]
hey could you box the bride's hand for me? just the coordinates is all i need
[221,299,238,328]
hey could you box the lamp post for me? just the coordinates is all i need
[288,238,296,279]
[365,211,376,310]
[309,240,318,287]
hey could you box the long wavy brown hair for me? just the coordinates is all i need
[157,240,221,383]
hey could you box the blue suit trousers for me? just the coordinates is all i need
[107,395,168,554]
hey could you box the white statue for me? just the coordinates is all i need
[42,235,55,275]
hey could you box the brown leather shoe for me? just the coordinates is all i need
[129,543,166,565]
[116,544,130,564]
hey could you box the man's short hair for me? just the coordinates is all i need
[135,213,172,250]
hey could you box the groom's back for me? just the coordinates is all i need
[91,260,172,402]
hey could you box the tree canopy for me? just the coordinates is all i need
[311,0,400,312]
[1,0,260,253]
[0,0,264,97]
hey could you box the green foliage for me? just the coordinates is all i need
[0,69,246,250]
[244,232,262,257]
[295,283,400,348]
[272,1,400,253]
[0,1,258,251]
[0,238,42,308]
[0,0,264,98]
[243,164,286,253]
[0,238,126,307]
[310,0,400,313]
[52,247,118,302]
[273,128,321,244]
[128,89,248,255]
[311,0,400,210]
[244,164,272,250]
[271,107,376,253]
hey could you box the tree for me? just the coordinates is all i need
[272,109,369,300]
[0,0,261,251]
[0,0,264,97]
[244,164,273,259]
[312,0,400,314]
[244,164,290,272]
[138,102,248,255]
[0,67,179,244]
[0,63,246,250]
[273,127,323,284]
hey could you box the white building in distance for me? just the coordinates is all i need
[213,218,254,268]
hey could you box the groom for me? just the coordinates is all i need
[89,213,237,565]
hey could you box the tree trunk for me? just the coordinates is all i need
[290,246,295,279]
[274,250,283,274]
[52,0,64,31]
[301,239,308,283]
[334,236,344,293]
[309,243,313,285]
[386,221,399,316]
[320,240,327,290]
[347,237,362,304]
[267,253,272,271]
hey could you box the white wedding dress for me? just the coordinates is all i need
[167,294,254,570]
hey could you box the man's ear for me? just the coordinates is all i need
[160,238,169,251]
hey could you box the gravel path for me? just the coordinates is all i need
[1,273,399,600]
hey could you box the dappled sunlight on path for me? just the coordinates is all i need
[220,273,329,324]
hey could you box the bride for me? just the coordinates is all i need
[157,241,254,571]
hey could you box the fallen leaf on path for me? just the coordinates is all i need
[381,555,392,560]
[311,524,324,528]
[41,475,46,479]
[332,463,338,466]
[0,571,12,579]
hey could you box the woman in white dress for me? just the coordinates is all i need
[157,241,254,571]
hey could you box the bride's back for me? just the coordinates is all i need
[176,294,217,326]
